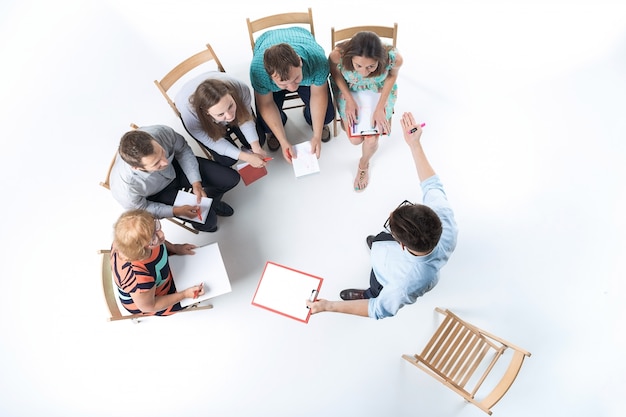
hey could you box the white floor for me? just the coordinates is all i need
[1,1,625,416]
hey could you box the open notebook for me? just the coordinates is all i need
[291,141,320,178]
[173,190,212,224]
[251,262,323,323]
[169,242,231,307]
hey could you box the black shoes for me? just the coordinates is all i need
[366,235,375,249]
[321,125,331,142]
[214,201,234,217]
[267,133,280,151]
[193,223,218,233]
[340,289,367,300]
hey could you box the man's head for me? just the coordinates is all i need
[389,204,442,254]
[118,130,168,172]
[263,43,303,92]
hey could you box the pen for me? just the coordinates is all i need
[193,282,204,299]
[262,157,273,162]
[408,123,426,134]
[196,207,202,222]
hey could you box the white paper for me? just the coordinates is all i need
[291,141,320,178]
[169,242,231,307]
[350,90,381,136]
[173,190,213,224]
[252,262,323,322]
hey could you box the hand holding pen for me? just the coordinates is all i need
[191,282,204,299]
[400,112,425,143]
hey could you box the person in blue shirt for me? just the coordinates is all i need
[250,27,335,162]
[306,112,458,319]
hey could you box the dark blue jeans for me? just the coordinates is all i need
[364,232,397,298]
[255,84,335,135]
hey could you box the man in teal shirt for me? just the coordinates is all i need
[250,27,334,162]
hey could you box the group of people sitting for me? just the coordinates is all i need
[107,26,458,320]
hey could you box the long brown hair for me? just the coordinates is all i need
[190,79,253,141]
[338,31,391,77]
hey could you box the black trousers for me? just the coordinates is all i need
[147,158,240,230]
[364,232,397,299]
[208,123,267,167]
[255,84,335,135]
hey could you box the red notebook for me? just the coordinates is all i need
[237,162,267,186]
[251,262,323,323]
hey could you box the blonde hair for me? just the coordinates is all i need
[113,209,155,261]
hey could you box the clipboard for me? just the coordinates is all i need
[251,261,323,323]
[347,90,382,138]
[169,242,232,307]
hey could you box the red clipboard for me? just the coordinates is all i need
[251,261,323,323]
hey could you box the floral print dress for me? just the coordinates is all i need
[332,47,398,120]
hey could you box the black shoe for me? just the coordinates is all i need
[340,289,367,300]
[193,223,218,233]
[214,201,234,217]
[321,125,331,143]
[267,134,280,151]
[366,235,375,249]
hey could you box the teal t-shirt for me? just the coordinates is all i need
[250,27,329,95]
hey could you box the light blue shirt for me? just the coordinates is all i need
[368,175,458,319]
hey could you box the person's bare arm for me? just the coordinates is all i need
[255,92,294,162]
[400,112,435,181]
[306,298,369,318]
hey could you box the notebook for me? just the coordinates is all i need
[169,242,231,307]
[291,141,320,178]
[172,190,212,224]
[237,162,268,186]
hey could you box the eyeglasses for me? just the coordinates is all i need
[149,218,162,247]
[384,200,414,233]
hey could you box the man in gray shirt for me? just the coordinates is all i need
[110,125,240,232]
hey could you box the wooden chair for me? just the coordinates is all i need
[98,249,213,323]
[246,8,315,111]
[329,23,398,137]
[153,43,226,159]
[99,123,199,235]
[402,307,531,415]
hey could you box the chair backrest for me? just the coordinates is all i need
[98,249,214,322]
[331,23,398,50]
[98,249,146,322]
[154,43,225,119]
[246,8,315,51]
[402,307,531,415]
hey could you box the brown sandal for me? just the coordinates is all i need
[354,164,369,192]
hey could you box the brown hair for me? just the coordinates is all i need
[263,43,301,80]
[190,79,253,140]
[389,204,442,253]
[338,31,391,77]
[118,130,155,168]
[113,209,155,261]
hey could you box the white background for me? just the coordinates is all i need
[0,1,624,416]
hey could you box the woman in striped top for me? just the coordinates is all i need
[110,209,204,315]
